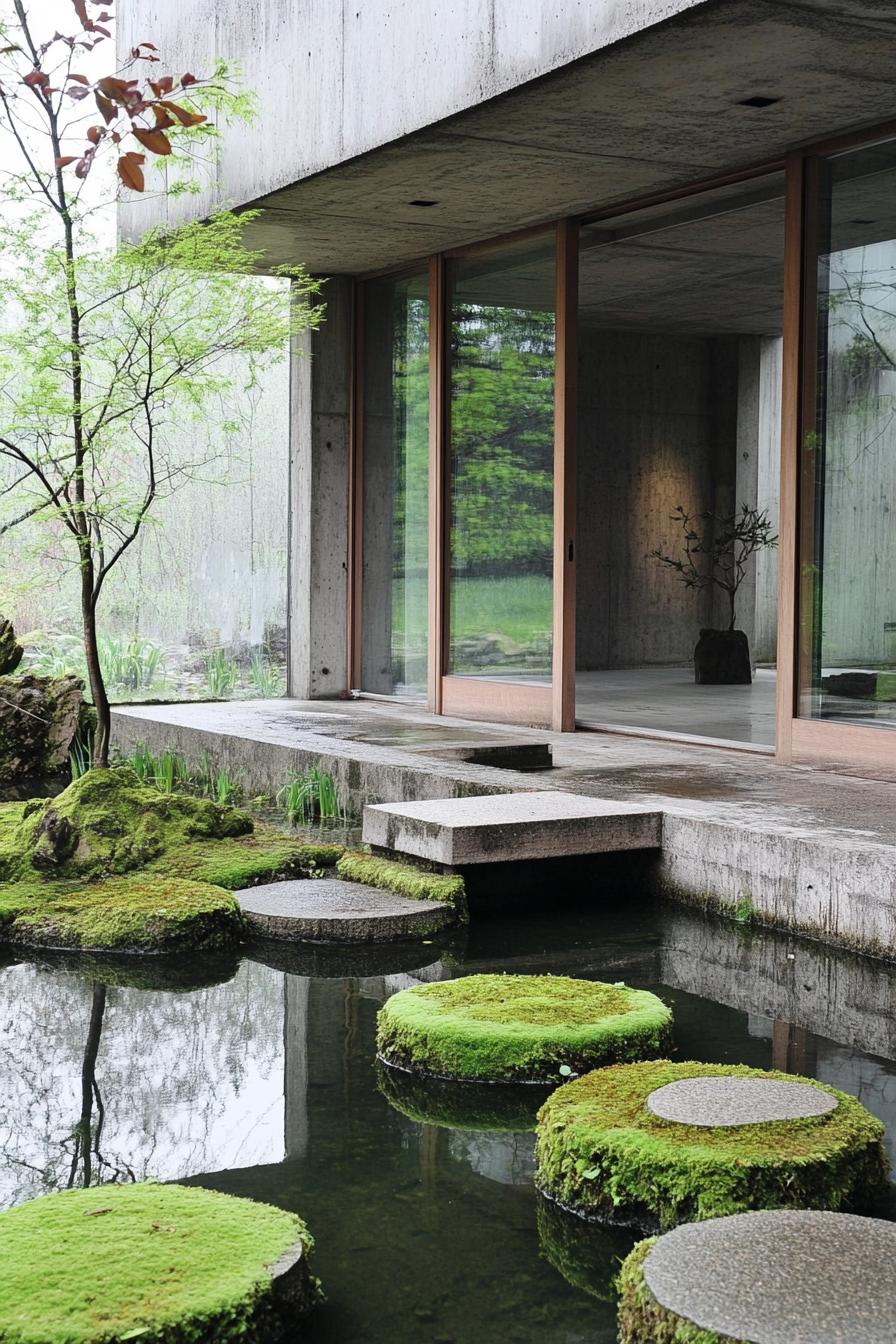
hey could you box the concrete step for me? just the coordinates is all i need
[362,790,662,866]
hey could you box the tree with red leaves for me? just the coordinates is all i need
[0,2,321,768]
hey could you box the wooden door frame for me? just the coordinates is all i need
[778,122,896,775]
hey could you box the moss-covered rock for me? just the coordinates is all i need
[376,974,673,1084]
[617,1238,742,1343]
[337,850,468,920]
[0,875,243,953]
[0,1183,319,1343]
[0,673,84,778]
[0,618,23,675]
[377,1059,551,1132]
[1,767,254,881]
[535,1060,888,1230]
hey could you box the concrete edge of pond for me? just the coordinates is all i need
[110,702,896,963]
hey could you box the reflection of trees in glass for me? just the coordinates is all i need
[450,305,555,577]
[823,249,896,472]
[0,962,285,1208]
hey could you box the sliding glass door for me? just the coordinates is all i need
[441,234,559,723]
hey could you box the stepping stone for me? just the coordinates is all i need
[621,1210,896,1343]
[237,879,453,944]
[647,1076,838,1126]
[362,790,661,866]
[535,1060,886,1228]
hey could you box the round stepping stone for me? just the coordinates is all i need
[376,973,673,1084]
[536,1059,886,1229]
[619,1210,896,1344]
[237,878,454,943]
[647,1076,838,1126]
[0,1183,319,1342]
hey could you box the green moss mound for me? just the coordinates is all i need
[535,1060,888,1230]
[149,824,343,890]
[0,1183,318,1344]
[337,851,467,919]
[377,1059,551,1132]
[0,768,255,882]
[617,1238,743,1344]
[537,1195,634,1303]
[0,876,242,953]
[376,973,673,1084]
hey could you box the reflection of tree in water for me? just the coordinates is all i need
[63,984,133,1189]
[0,961,285,1207]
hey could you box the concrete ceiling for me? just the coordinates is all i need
[239,0,896,276]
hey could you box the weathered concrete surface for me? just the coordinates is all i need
[363,791,662,865]
[111,698,896,958]
[646,1076,837,1126]
[120,2,896,274]
[288,277,351,701]
[643,1210,896,1344]
[238,878,452,943]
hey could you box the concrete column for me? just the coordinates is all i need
[735,336,762,649]
[284,975,309,1161]
[288,276,352,699]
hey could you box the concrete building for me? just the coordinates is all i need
[119,0,896,777]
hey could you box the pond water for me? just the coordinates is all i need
[1,900,895,1343]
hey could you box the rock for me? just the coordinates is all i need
[0,673,84,779]
[0,619,23,675]
[822,671,878,699]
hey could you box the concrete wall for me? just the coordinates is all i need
[575,329,780,669]
[118,0,711,237]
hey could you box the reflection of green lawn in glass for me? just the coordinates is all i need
[389,575,553,679]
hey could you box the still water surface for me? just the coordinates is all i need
[2,900,895,1343]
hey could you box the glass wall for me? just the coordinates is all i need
[800,141,896,728]
[360,271,430,697]
[447,238,556,682]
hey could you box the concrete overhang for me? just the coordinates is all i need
[120,0,896,274]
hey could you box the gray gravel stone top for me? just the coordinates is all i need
[646,1076,837,1127]
[643,1210,896,1343]
[237,879,452,944]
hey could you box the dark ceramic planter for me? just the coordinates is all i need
[694,628,752,684]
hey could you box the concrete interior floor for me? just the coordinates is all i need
[575,666,777,749]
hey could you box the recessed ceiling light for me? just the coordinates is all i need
[409,199,438,207]
[737,95,781,108]
[850,217,874,225]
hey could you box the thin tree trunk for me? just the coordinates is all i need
[80,547,111,767]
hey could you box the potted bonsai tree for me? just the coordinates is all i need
[651,504,778,684]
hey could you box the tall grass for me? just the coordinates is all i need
[249,652,284,698]
[277,767,343,825]
[204,649,240,700]
[118,743,241,806]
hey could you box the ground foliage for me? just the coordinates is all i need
[535,1059,888,1229]
[376,973,673,1083]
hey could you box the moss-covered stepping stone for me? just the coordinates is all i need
[0,1183,319,1343]
[618,1210,896,1343]
[536,1060,887,1229]
[376,973,672,1084]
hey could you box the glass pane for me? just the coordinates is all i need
[801,142,896,727]
[360,271,430,697]
[448,239,555,681]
